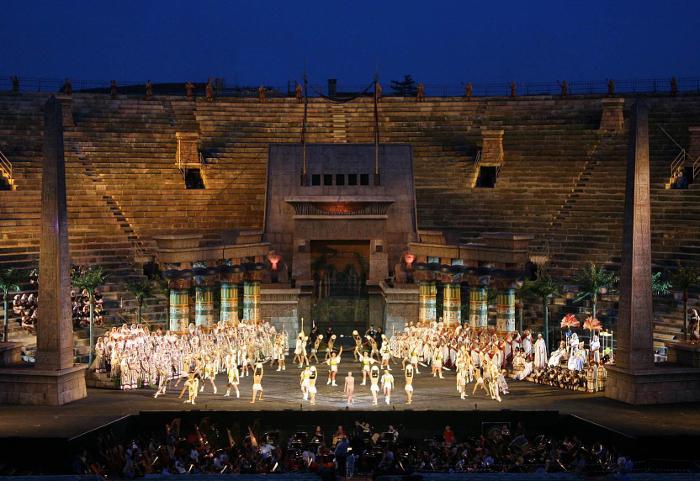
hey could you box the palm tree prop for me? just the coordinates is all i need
[0,268,23,342]
[522,266,561,349]
[125,278,154,324]
[668,264,699,340]
[71,265,107,365]
[574,263,617,320]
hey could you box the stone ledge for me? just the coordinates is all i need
[0,342,23,367]
[0,363,87,406]
[605,364,700,404]
[666,341,700,367]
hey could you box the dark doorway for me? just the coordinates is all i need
[476,166,498,188]
[310,240,370,334]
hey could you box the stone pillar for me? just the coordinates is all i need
[220,282,239,325]
[195,287,216,327]
[496,289,516,332]
[0,96,86,405]
[615,101,654,371]
[469,286,488,328]
[605,102,700,405]
[480,129,504,164]
[36,97,74,372]
[243,281,261,323]
[169,289,190,332]
[418,282,437,323]
[599,98,625,133]
[443,283,461,325]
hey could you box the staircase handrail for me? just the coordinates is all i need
[658,125,688,177]
[0,148,12,182]
[473,149,482,166]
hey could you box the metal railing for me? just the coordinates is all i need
[2,75,700,99]
[0,148,13,187]
[658,125,700,184]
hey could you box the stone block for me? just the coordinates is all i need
[0,364,87,405]
[599,98,625,132]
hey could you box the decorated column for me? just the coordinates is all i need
[195,286,216,327]
[469,286,488,327]
[243,281,261,323]
[443,283,461,326]
[418,281,437,323]
[220,282,239,325]
[496,289,516,332]
[169,289,190,332]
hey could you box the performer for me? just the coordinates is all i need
[307,366,318,405]
[179,371,199,405]
[590,334,601,364]
[431,347,444,379]
[309,334,323,364]
[533,333,548,371]
[275,335,287,371]
[200,356,217,394]
[404,363,415,404]
[379,336,392,370]
[325,334,337,361]
[344,371,355,405]
[352,330,363,361]
[300,366,311,400]
[487,360,502,403]
[381,369,395,405]
[293,332,308,367]
[325,346,343,386]
[224,356,240,398]
[369,365,381,405]
[548,341,567,367]
[250,362,264,404]
[472,364,489,396]
[360,351,375,386]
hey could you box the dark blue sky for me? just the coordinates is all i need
[1,0,698,88]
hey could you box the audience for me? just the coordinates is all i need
[71,417,629,478]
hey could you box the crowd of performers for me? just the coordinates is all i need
[12,288,105,332]
[92,318,608,406]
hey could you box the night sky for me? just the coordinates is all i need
[1,0,698,88]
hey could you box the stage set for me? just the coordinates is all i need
[1,88,700,477]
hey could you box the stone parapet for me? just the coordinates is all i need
[606,364,700,404]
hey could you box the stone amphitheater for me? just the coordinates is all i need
[1,90,699,348]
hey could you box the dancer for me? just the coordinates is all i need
[293,332,307,367]
[380,336,392,370]
[381,369,395,404]
[325,334,337,361]
[404,363,414,404]
[224,356,240,398]
[432,348,444,379]
[179,371,199,405]
[325,346,343,386]
[309,334,323,364]
[307,366,318,405]
[344,371,355,405]
[300,366,311,400]
[360,351,375,386]
[369,365,381,405]
[352,330,363,361]
[250,362,264,404]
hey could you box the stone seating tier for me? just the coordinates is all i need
[1,93,700,337]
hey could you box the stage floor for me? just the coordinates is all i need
[2,359,700,439]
